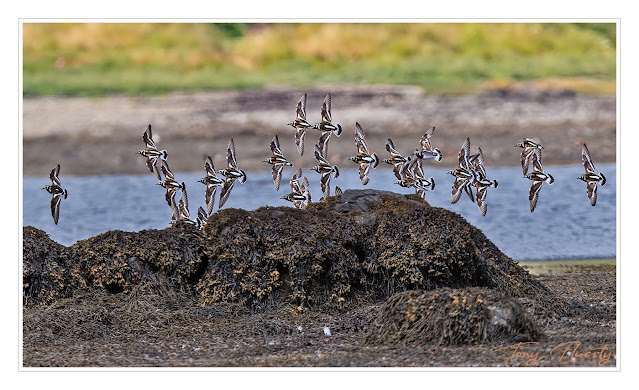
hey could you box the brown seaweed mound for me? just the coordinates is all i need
[23,190,562,316]
[365,288,543,346]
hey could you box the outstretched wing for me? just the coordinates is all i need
[161,161,175,181]
[318,131,331,158]
[320,171,331,200]
[218,179,236,209]
[582,143,596,174]
[146,157,161,180]
[49,164,61,186]
[272,164,284,191]
[296,93,307,121]
[472,147,487,180]
[587,181,598,206]
[420,127,435,152]
[459,138,471,170]
[179,183,190,219]
[295,128,306,156]
[205,185,217,215]
[50,193,62,224]
[271,135,283,157]
[227,138,238,169]
[451,179,465,204]
[321,93,332,123]
[529,181,543,212]
[358,162,371,185]
[204,156,216,178]
[142,124,157,149]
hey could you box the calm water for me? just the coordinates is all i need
[22,163,616,261]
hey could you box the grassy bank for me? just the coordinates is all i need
[23,23,616,97]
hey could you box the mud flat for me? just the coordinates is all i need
[22,190,615,367]
[23,85,616,176]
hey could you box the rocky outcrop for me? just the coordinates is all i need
[23,190,562,317]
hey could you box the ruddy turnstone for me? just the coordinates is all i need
[516,138,544,176]
[196,206,208,229]
[197,156,225,215]
[312,144,339,200]
[447,138,476,204]
[349,122,379,185]
[287,93,314,156]
[411,157,436,200]
[218,138,247,209]
[384,138,409,180]
[281,168,311,209]
[263,135,294,191]
[469,147,498,216]
[578,143,606,206]
[176,182,195,224]
[157,161,184,207]
[42,163,68,225]
[415,127,443,162]
[524,149,554,212]
[137,124,168,180]
[312,93,342,137]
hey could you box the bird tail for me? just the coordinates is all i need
[600,172,606,186]
[333,165,340,179]
[334,124,342,137]
[372,153,379,169]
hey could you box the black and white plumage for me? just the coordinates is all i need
[384,138,409,180]
[218,138,247,209]
[312,93,342,137]
[263,135,293,191]
[197,156,225,215]
[469,147,498,216]
[312,144,339,200]
[158,161,184,207]
[348,122,379,185]
[524,149,554,212]
[415,126,443,162]
[137,124,168,180]
[287,93,314,156]
[578,143,606,206]
[281,168,311,209]
[42,163,68,225]
[516,138,544,176]
[447,138,476,204]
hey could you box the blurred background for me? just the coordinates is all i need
[22,22,617,260]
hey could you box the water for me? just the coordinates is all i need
[22,163,616,260]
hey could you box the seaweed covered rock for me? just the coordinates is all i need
[23,190,562,314]
[196,190,560,312]
[23,226,83,305]
[365,288,543,346]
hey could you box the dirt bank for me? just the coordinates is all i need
[23,85,616,176]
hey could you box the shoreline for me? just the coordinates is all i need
[23,87,616,176]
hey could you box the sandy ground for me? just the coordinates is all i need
[22,85,616,176]
[22,263,615,368]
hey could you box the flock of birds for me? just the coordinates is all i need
[41,93,608,226]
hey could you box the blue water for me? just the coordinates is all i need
[22,163,616,260]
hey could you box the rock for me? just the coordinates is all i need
[23,190,564,316]
[365,288,543,346]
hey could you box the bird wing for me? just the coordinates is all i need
[142,124,157,149]
[227,138,238,169]
[295,128,306,156]
[50,193,62,224]
[205,185,217,215]
[50,164,61,186]
[420,127,435,152]
[318,131,331,158]
[204,156,216,177]
[529,181,543,212]
[218,179,236,209]
[296,93,307,121]
[587,181,598,206]
[272,164,284,191]
[582,143,596,174]
[178,184,190,219]
[359,162,371,185]
[321,93,332,123]
[147,157,161,180]
[459,138,471,170]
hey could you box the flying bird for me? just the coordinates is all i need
[263,135,294,191]
[516,138,544,176]
[137,124,168,180]
[524,149,554,212]
[578,143,606,206]
[218,138,247,209]
[349,122,379,185]
[415,126,443,162]
[312,144,339,200]
[312,93,342,137]
[197,156,225,215]
[42,163,68,225]
[287,93,314,155]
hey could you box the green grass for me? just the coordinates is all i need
[22,23,616,97]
